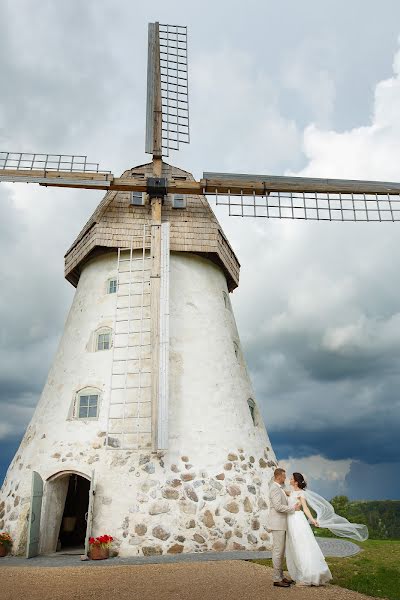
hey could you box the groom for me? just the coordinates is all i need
[267,467,301,588]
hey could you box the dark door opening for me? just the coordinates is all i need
[58,474,90,551]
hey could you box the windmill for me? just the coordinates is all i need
[1,22,399,560]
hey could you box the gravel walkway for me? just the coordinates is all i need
[0,560,376,600]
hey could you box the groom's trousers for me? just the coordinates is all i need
[271,530,286,581]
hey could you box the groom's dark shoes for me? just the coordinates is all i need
[273,581,290,587]
[282,578,295,585]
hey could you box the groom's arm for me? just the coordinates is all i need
[270,486,295,514]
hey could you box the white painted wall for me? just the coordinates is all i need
[0,250,277,557]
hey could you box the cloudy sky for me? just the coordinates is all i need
[1,0,400,500]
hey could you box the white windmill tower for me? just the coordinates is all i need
[0,23,277,559]
[2,23,400,561]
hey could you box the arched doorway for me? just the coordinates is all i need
[40,470,92,555]
[58,474,90,552]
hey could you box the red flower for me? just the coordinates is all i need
[89,534,113,547]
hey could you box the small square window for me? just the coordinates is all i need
[131,191,145,206]
[97,332,110,351]
[108,279,117,294]
[77,394,99,419]
[172,194,186,209]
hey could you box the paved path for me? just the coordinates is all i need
[0,560,375,600]
[0,538,361,568]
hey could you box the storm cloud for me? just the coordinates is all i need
[1,0,400,499]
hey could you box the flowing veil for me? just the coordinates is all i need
[304,489,368,542]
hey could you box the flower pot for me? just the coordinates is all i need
[90,545,109,560]
[0,544,8,557]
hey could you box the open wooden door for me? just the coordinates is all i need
[26,471,43,558]
[84,470,96,558]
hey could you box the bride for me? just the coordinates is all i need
[285,472,368,586]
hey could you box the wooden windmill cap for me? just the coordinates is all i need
[64,162,240,291]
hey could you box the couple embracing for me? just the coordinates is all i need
[267,467,368,588]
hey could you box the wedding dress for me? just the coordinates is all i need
[285,490,332,586]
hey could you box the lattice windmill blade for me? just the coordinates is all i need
[202,172,400,222]
[145,22,190,158]
[0,151,114,190]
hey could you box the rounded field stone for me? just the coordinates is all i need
[259,458,268,468]
[170,479,182,488]
[193,533,206,544]
[203,509,215,528]
[224,501,239,513]
[139,454,151,465]
[168,543,184,554]
[252,518,260,530]
[142,546,163,556]
[135,524,147,535]
[233,542,245,550]
[162,487,180,500]
[224,517,234,526]
[227,453,238,461]
[243,497,253,512]
[203,489,217,501]
[213,540,227,551]
[227,485,241,497]
[152,525,170,541]
[210,480,223,491]
[181,455,189,462]
[249,456,255,463]
[149,501,170,515]
[215,473,225,480]
[181,472,195,482]
[171,464,179,473]
[186,519,196,529]
[247,485,256,495]
[224,530,232,539]
[224,463,233,471]
[142,462,155,474]
[179,500,197,515]
[185,485,199,502]
[247,533,258,544]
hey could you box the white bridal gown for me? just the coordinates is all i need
[285,491,332,586]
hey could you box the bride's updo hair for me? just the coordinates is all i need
[293,472,307,490]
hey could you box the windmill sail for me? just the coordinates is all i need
[145,22,190,157]
[202,172,400,221]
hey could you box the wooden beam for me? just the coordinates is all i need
[201,174,400,196]
[3,169,400,197]
[152,22,163,159]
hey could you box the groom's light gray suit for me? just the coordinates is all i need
[267,482,296,582]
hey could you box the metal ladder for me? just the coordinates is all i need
[106,225,153,449]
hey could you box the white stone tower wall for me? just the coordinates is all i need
[0,251,277,557]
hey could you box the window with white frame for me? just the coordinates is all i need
[108,278,117,294]
[223,291,231,310]
[248,398,257,426]
[73,388,100,420]
[96,327,112,351]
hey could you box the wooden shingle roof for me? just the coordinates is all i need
[64,162,240,291]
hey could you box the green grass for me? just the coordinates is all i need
[252,539,400,600]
